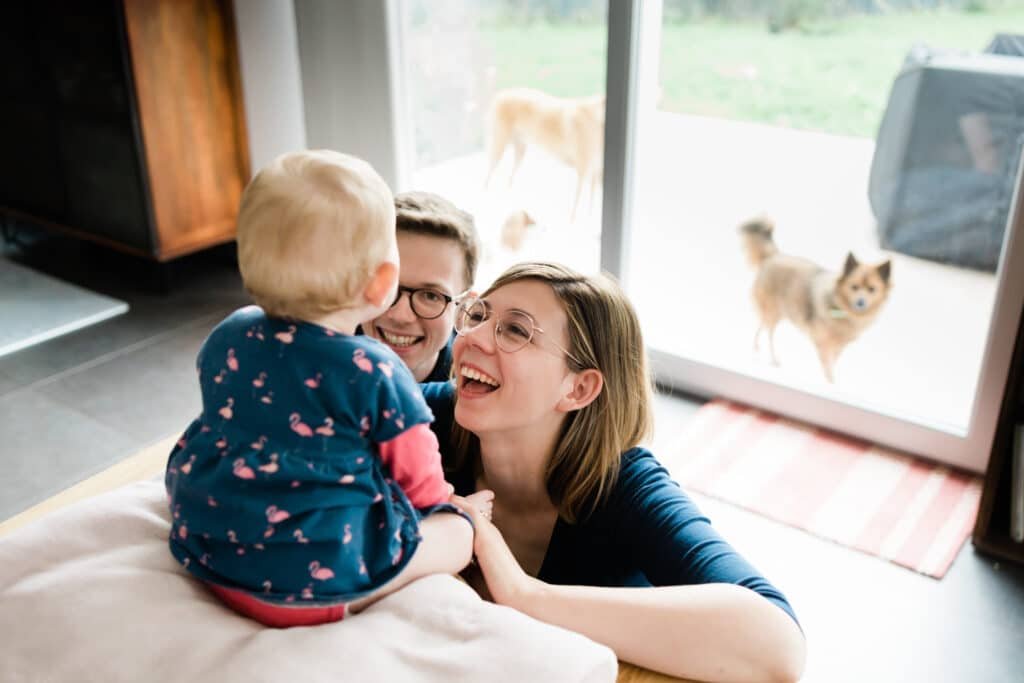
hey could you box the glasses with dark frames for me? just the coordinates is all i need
[390,285,465,320]
[454,296,582,365]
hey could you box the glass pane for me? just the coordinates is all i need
[398,0,609,286]
[629,2,1024,435]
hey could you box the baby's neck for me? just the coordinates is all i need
[309,308,368,335]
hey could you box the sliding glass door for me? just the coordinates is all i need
[611,1,1024,472]
[390,0,1024,473]
[394,0,609,288]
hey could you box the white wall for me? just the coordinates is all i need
[233,0,308,176]
[292,0,406,190]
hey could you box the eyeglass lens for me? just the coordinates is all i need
[456,299,534,353]
[393,287,450,319]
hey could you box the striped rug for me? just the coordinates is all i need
[668,399,983,579]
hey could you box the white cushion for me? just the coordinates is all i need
[0,480,617,682]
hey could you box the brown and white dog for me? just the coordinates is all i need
[484,88,605,221]
[740,216,893,382]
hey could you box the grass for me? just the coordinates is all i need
[479,6,1024,139]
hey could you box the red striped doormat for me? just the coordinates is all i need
[669,399,983,579]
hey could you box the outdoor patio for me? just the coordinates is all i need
[412,111,1000,443]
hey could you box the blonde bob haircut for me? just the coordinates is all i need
[451,262,654,523]
[236,149,396,321]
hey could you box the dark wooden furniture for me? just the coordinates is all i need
[972,301,1024,565]
[0,0,249,262]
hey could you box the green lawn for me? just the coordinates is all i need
[480,6,1024,139]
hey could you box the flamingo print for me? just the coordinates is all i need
[342,524,352,544]
[293,529,309,544]
[260,391,274,404]
[232,458,255,479]
[252,371,267,388]
[257,453,279,474]
[264,526,276,538]
[289,413,313,437]
[212,369,227,384]
[352,349,373,373]
[339,474,355,485]
[226,348,239,371]
[359,557,367,575]
[314,417,335,437]
[218,398,234,420]
[275,325,297,344]
[265,505,290,523]
[179,454,197,475]
[262,580,272,594]
[226,529,238,543]
[309,561,335,581]
[250,435,267,451]
[178,524,188,540]
[301,586,314,600]
[377,360,394,378]
[304,373,322,389]
[360,415,371,437]
[215,437,228,449]
[207,495,218,507]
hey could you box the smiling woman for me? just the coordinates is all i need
[423,262,806,682]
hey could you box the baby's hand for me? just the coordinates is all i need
[461,489,495,521]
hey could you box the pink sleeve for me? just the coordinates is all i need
[378,423,452,508]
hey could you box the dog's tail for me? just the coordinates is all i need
[739,216,778,268]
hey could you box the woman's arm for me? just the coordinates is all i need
[451,498,805,683]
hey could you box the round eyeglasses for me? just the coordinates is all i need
[390,285,461,320]
[454,297,582,365]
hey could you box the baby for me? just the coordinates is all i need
[165,150,490,627]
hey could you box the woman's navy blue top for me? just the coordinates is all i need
[422,381,799,625]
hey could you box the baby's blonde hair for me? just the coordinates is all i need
[236,149,396,320]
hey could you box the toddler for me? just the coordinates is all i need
[165,150,488,627]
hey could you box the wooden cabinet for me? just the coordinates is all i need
[0,0,249,262]
[972,301,1024,566]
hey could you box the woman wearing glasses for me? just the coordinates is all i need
[427,262,806,682]
[362,191,479,382]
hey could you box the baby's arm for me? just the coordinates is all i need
[378,424,453,508]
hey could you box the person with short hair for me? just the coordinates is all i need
[362,191,480,382]
[433,262,806,682]
[165,150,491,628]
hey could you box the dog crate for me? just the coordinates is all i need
[868,45,1024,272]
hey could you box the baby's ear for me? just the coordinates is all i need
[365,261,398,308]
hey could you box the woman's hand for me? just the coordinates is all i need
[450,494,541,609]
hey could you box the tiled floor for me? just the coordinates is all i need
[2,229,1023,681]
[0,228,250,520]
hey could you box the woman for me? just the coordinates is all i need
[423,262,806,682]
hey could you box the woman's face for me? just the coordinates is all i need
[453,279,577,435]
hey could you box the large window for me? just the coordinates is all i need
[621,1,1024,471]
[397,0,609,287]
[391,0,1024,471]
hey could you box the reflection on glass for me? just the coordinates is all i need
[630,2,1024,434]
[398,0,609,286]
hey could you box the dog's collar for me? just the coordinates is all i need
[828,305,848,319]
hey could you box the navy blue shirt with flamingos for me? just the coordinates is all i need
[165,306,459,605]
